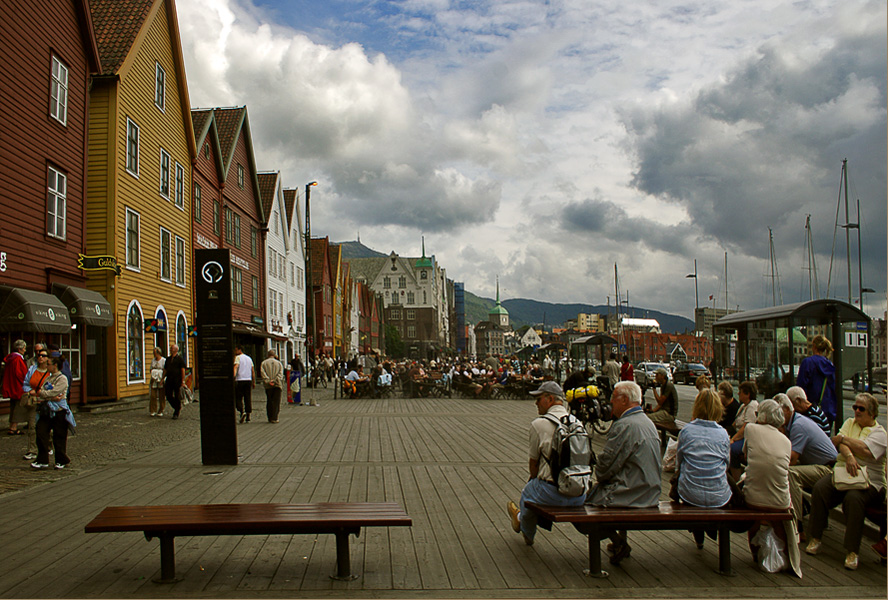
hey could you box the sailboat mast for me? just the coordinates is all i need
[843,159,852,304]
[725,252,728,312]
[805,215,819,300]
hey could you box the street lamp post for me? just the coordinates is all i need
[304,181,318,365]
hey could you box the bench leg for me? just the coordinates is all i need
[716,524,735,576]
[153,533,180,584]
[583,524,608,578]
[330,530,359,581]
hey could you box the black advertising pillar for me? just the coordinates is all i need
[194,249,238,465]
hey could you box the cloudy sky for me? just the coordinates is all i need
[177,0,887,321]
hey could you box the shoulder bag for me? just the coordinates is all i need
[832,463,869,491]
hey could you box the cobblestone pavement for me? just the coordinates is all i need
[0,387,283,496]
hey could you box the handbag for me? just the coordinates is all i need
[832,463,870,491]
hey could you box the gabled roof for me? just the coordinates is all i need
[256,172,278,225]
[91,0,196,160]
[191,108,225,178]
[211,106,266,222]
[283,189,298,230]
[91,0,154,74]
[309,237,330,287]
[74,0,102,72]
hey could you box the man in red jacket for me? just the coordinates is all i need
[2,339,28,435]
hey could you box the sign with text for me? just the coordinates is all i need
[844,331,868,348]
[195,248,238,465]
[78,254,121,276]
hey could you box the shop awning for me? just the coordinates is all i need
[0,285,72,334]
[51,283,114,327]
[232,324,273,339]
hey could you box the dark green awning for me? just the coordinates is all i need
[0,285,72,334]
[51,283,114,327]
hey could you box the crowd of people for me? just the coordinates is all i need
[506,334,887,576]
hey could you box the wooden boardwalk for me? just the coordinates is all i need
[0,394,884,598]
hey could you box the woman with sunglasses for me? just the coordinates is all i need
[805,393,887,570]
[20,350,51,460]
[30,355,75,470]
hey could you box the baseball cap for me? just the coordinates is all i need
[529,381,565,399]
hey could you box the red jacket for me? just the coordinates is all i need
[2,352,27,400]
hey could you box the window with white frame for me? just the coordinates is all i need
[234,214,241,248]
[159,149,170,198]
[383,276,390,289]
[175,162,185,208]
[268,251,275,277]
[125,208,140,269]
[176,313,188,365]
[290,262,294,286]
[250,227,258,257]
[251,276,259,309]
[407,325,416,339]
[59,330,81,380]
[47,166,66,240]
[193,183,201,222]
[297,267,304,290]
[49,55,68,125]
[126,118,139,176]
[237,163,244,188]
[398,276,406,288]
[298,302,304,328]
[175,235,186,286]
[160,227,172,281]
[406,292,415,304]
[407,309,416,320]
[269,289,278,319]
[279,255,285,281]
[224,207,233,244]
[213,200,220,234]
[154,62,165,110]
[126,301,144,382]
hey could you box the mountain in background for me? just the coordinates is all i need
[339,240,695,333]
[466,293,695,334]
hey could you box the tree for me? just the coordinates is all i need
[385,324,405,358]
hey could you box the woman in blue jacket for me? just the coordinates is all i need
[796,335,836,427]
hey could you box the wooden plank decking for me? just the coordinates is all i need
[0,394,884,598]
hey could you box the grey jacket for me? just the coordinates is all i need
[587,405,662,508]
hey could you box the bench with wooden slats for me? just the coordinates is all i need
[85,502,412,583]
[527,500,791,577]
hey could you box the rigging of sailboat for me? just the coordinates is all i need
[826,158,868,308]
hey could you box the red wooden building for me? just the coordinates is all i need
[0,0,111,409]
[308,237,334,359]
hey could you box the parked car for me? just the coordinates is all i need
[635,362,671,392]
[673,363,711,385]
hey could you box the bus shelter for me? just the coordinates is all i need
[712,299,871,429]
[571,333,619,370]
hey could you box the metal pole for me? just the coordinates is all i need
[694,259,698,311]
[843,159,852,305]
[304,182,317,394]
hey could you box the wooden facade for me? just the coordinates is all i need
[212,106,266,363]
[308,237,334,359]
[0,0,101,406]
[85,0,196,400]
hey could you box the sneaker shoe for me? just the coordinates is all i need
[48,449,53,456]
[22,453,36,461]
[30,462,49,469]
[805,539,821,555]
[871,538,887,559]
[506,501,521,533]
[157,412,164,417]
[149,412,157,417]
[239,413,246,423]
[844,551,858,570]
[54,463,67,470]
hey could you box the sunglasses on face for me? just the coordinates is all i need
[852,405,867,412]
[38,354,48,357]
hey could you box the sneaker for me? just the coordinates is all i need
[22,453,36,461]
[149,412,157,417]
[157,412,163,417]
[48,449,53,456]
[506,501,520,533]
[805,539,821,555]
[239,413,246,423]
[844,551,858,570]
[54,463,67,470]
[30,462,49,469]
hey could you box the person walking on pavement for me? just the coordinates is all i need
[289,353,304,404]
[234,345,255,422]
[2,339,28,436]
[162,344,186,419]
[149,347,166,417]
[603,353,620,389]
[20,349,51,461]
[261,349,284,423]
[31,355,74,470]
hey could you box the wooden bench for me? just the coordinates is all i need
[655,419,687,452]
[527,501,791,578]
[84,502,411,583]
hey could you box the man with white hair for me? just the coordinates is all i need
[588,381,662,565]
[776,393,837,538]
[260,349,284,423]
[786,386,830,436]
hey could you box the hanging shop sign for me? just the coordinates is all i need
[78,254,121,276]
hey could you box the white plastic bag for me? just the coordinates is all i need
[662,438,678,473]
[751,523,787,573]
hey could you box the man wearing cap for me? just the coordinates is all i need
[588,380,662,564]
[507,381,586,545]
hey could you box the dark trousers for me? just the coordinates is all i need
[265,386,282,421]
[36,411,69,466]
[165,381,182,415]
[808,472,886,553]
[235,381,253,415]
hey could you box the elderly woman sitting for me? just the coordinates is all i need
[743,399,801,576]
[805,393,887,570]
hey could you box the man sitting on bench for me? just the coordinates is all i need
[587,381,662,565]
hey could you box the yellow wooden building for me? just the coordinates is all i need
[85,0,195,401]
